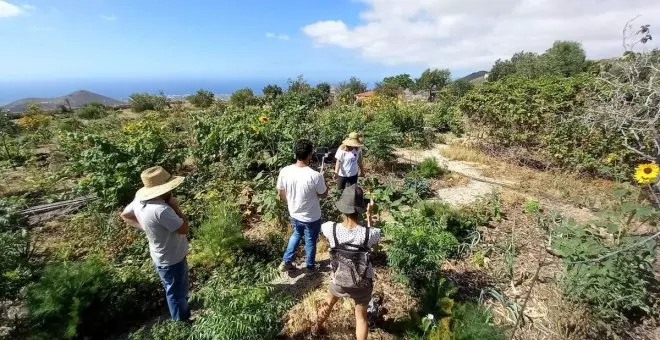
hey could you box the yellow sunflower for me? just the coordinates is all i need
[258,116,269,124]
[251,124,259,133]
[634,163,659,184]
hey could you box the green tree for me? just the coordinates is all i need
[128,92,168,112]
[229,88,258,108]
[337,76,367,104]
[76,103,109,119]
[315,82,332,106]
[262,84,283,102]
[287,75,311,93]
[415,68,451,101]
[375,81,403,99]
[0,110,19,163]
[187,89,215,108]
[382,73,414,90]
[450,79,473,98]
[489,51,546,81]
[543,40,587,77]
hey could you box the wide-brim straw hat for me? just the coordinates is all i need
[342,132,364,147]
[136,166,185,201]
[336,184,367,214]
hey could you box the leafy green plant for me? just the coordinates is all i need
[187,89,215,108]
[523,199,541,214]
[189,202,246,268]
[416,157,445,179]
[191,274,293,340]
[452,303,508,340]
[129,320,192,340]
[0,230,34,301]
[76,103,109,119]
[129,92,169,112]
[27,258,162,339]
[401,176,433,202]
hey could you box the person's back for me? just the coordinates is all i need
[277,139,328,272]
[278,164,324,223]
[126,197,188,266]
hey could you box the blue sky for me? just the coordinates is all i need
[0,0,426,84]
[1,0,658,102]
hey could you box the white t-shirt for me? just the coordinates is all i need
[276,164,327,222]
[335,148,361,177]
[321,222,382,278]
[123,197,188,266]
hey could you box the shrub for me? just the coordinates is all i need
[60,120,183,210]
[191,275,293,340]
[452,303,508,340]
[76,103,109,119]
[363,115,396,163]
[27,258,162,339]
[187,89,215,108]
[129,92,168,112]
[129,320,192,340]
[56,118,84,132]
[0,230,33,300]
[402,177,433,200]
[229,88,258,108]
[552,219,656,325]
[417,157,444,178]
[189,203,246,268]
[0,197,26,232]
[17,113,51,132]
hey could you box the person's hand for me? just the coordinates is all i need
[366,199,376,216]
[332,172,337,181]
[167,196,179,207]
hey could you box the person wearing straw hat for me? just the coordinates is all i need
[333,132,365,191]
[120,166,191,321]
[313,184,381,340]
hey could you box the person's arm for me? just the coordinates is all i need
[120,201,142,230]
[358,151,365,177]
[333,159,340,180]
[120,211,142,230]
[366,200,375,228]
[166,197,189,235]
[316,173,329,198]
[278,189,287,202]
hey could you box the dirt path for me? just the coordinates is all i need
[396,145,517,206]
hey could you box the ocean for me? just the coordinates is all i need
[0,78,299,105]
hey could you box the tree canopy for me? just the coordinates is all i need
[416,68,451,101]
[229,88,258,108]
[187,89,215,108]
[337,77,367,104]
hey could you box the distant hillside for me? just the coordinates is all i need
[2,90,125,115]
[458,71,488,83]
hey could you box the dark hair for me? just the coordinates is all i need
[294,139,314,161]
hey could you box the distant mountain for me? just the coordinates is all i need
[2,90,125,115]
[458,71,488,83]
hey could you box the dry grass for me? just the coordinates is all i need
[437,143,623,210]
[282,268,416,339]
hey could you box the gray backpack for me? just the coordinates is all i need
[329,223,372,288]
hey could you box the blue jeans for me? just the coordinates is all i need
[283,218,321,269]
[155,258,190,321]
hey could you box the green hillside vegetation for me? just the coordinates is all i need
[0,26,658,340]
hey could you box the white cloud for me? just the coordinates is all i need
[303,0,660,70]
[0,1,22,18]
[266,32,291,40]
[100,14,117,21]
[22,3,36,10]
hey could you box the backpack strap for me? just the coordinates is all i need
[362,226,370,249]
[332,222,339,248]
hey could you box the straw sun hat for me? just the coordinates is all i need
[136,166,185,201]
[342,132,364,148]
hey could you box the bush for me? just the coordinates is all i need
[189,203,246,268]
[60,120,183,210]
[402,177,433,200]
[187,89,215,108]
[191,275,293,340]
[76,103,109,119]
[0,230,33,301]
[452,302,508,340]
[27,258,162,339]
[129,92,168,112]
[552,219,656,325]
[363,115,397,163]
[129,320,192,340]
[229,88,258,108]
[417,157,443,178]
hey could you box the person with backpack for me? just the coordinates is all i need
[313,184,381,340]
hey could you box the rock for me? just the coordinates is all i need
[6,304,27,320]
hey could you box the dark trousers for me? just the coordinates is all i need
[337,175,358,191]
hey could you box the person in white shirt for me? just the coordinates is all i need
[120,166,191,321]
[277,139,328,272]
[333,132,365,190]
